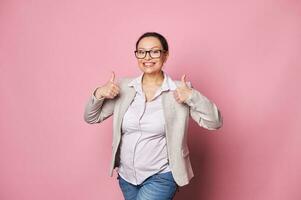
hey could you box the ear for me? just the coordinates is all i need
[163,51,169,63]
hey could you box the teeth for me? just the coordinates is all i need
[144,62,155,66]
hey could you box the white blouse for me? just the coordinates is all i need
[117,71,177,185]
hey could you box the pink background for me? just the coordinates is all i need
[1,0,300,199]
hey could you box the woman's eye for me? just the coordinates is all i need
[138,51,145,54]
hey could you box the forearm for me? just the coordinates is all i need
[185,89,223,130]
[83,87,106,123]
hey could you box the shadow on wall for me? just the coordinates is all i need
[174,122,218,200]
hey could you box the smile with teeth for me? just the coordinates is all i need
[143,62,156,67]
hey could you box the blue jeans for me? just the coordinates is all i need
[117,171,179,200]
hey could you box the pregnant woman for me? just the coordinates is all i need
[84,32,223,200]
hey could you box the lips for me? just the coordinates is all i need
[143,62,156,67]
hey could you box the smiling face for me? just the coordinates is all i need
[136,36,169,75]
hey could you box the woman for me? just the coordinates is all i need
[84,32,223,200]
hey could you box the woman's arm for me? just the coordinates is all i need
[83,89,116,124]
[83,78,122,124]
[184,82,223,130]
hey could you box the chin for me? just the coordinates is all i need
[143,68,161,74]
[139,65,162,73]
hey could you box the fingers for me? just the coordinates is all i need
[181,74,187,87]
[110,85,120,94]
[108,90,118,98]
[107,71,120,98]
[108,71,119,90]
[107,84,120,98]
[105,88,119,99]
[173,90,182,103]
[110,71,115,83]
[96,71,120,99]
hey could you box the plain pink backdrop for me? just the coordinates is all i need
[1,0,300,199]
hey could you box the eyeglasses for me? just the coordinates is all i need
[134,49,166,59]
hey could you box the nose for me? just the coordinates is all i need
[144,51,152,60]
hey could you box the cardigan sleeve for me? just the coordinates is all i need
[83,78,122,124]
[184,82,223,130]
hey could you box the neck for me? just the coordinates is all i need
[142,70,164,86]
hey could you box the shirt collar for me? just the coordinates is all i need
[127,70,177,94]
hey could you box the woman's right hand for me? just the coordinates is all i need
[94,71,120,100]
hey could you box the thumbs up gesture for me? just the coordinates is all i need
[173,74,193,104]
[94,71,120,99]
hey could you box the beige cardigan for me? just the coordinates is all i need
[83,76,223,186]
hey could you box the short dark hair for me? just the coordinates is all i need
[135,32,169,52]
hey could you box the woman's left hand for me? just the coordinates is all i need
[173,74,193,104]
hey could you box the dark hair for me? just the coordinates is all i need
[135,32,169,52]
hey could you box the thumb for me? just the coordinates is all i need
[181,74,187,87]
[110,71,115,83]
